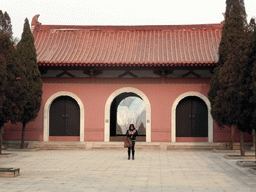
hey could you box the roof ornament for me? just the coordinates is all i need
[221,13,225,24]
[31,14,41,33]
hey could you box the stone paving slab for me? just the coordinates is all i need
[0,149,256,191]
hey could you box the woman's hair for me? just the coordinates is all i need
[129,124,135,129]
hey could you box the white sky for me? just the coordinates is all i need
[1,0,256,40]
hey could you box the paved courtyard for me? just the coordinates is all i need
[0,149,256,192]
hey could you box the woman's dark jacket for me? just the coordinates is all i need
[126,129,138,141]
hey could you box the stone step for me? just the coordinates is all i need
[24,141,230,151]
[167,142,224,150]
[29,142,87,150]
[226,142,253,150]
[91,142,161,150]
[233,143,240,150]
[5,141,253,151]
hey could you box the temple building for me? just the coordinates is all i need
[3,15,253,144]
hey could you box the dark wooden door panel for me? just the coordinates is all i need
[192,98,208,137]
[176,97,192,137]
[50,96,80,136]
[66,97,80,136]
[176,96,208,137]
[50,97,66,136]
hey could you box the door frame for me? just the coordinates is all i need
[171,92,213,142]
[44,91,84,142]
[104,87,151,142]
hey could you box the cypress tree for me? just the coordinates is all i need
[0,11,25,153]
[239,19,256,120]
[0,55,7,127]
[17,18,42,149]
[0,11,3,31]
[219,0,248,155]
[236,26,254,156]
[0,33,25,153]
[208,0,248,153]
[249,21,256,156]
[0,10,13,42]
[0,39,7,154]
[208,0,233,123]
[209,0,235,149]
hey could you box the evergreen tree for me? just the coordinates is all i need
[0,33,25,154]
[219,0,248,155]
[208,0,248,153]
[208,0,233,126]
[239,18,256,125]
[0,10,13,42]
[209,0,235,149]
[17,18,42,149]
[0,11,3,31]
[249,21,256,156]
[0,11,25,153]
[0,57,7,124]
[236,27,254,156]
[248,18,256,32]
[0,39,7,154]
[0,35,8,127]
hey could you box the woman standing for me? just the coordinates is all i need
[126,124,138,160]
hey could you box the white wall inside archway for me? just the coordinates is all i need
[117,96,146,135]
[43,91,85,142]
[105,87,151,142]
[171,92,213,142]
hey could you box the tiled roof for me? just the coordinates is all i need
[32,15,222,67]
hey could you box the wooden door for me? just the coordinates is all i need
[50,96,80,136]
[176,96,208,137]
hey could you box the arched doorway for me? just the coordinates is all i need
[43,91,84,142]
[171,92,213,142]
[110,92,146,142]
[105,87,151,142]
[176,96,208,139]
[50,96,80,137]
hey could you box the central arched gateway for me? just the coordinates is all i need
[105,87,151,142]
[110,92,146,141]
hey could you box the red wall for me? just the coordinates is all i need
[3,77,253,143]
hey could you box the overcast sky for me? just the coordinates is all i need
[1,0,256,40]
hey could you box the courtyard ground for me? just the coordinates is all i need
[0,149,256,192]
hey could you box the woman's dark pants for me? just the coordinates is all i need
[128,141,135,160]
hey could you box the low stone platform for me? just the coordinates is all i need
[236,161,256,167]
[224,154,256,159]
[20,141,229,151]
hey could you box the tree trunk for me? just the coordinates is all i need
[230,125,235,150]
[253,129,256,160]
[240,130,245,156]
[0,127,2,155]
[20,122,26,149]
[252,129,255,149]
[255,131,256,160]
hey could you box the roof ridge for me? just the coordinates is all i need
[37,24,223,31]
[31,14,223,33]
